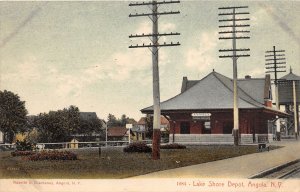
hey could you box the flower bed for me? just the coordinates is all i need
[160,143,186,149]
[123,142,152,153]
[11,151,36,157]
[27,151,77,161]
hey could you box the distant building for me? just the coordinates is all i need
[80,112,98,120]
[80,112,107,131]
[107,126,134,141]
[132,116,170,141]
[142,71,289,144]
[132,118,146,141]
[278,68,300,136]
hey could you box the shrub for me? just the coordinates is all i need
[160,143,186,149]
[27,150,77,161]
[15,140,34,151]
[123,142,152,153]
[11,151,36,157]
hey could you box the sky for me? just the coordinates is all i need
[0,0,299,121]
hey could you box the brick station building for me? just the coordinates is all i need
[141,70,289,144]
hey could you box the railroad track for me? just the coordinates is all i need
[262,161,300,179]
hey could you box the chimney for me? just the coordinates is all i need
[264,100,273,108]
[245,75,251,79]
[181,76,188,93]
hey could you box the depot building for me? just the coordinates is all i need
[141,70,289,144]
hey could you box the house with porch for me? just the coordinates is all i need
[141,70,289,144]
[133,116,170,141]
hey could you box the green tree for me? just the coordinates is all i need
[0,90,28,143]
[107,114,136,127]
[107,113,119,127]
[120,114,128,126]
[78,118,104,141]
[34,106,80,143]
[62,105,80,135]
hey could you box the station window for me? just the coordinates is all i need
[180,122,190,134]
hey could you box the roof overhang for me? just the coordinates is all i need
[262,107,291,118]
[141,108,234,114]
[142,107,291,118]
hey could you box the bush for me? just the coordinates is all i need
[160,143,186,149]
[11,151,36,157]
[123,142,152,153]
[15,140,34,151]
[27,150,78,161]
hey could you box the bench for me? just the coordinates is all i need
[257,135,269,152]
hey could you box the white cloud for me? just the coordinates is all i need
[2,55,86,99]
[250,6,270,27]
[51,74,84,98]
[83,48,170,84]
[160,22,176,32]
[134,21,151,35]
[185,31,218,72]
[83,49,151,82]
[83,21,173,82]
[2,55,42,82]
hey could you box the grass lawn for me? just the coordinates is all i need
[0,145,280,179]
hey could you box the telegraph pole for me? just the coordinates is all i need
[265,46,286,140]
[293,80,298,140]
[218,6,250,146]
[129,0,180,160]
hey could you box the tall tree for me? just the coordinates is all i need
[107,113,119,127]
[34,106,80,143]
[120,114,128,126]
[107,114,136,127]
[0,90,28,143]
[78,118,104,141]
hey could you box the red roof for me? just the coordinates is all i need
[137,117,147,125]
[107,127,127,137]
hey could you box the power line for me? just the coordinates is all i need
[265,46,286,85]
[129,0,180,160]
[218,6,251,146]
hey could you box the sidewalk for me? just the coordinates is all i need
[133,140,300,178]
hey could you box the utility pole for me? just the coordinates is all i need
[265,46,286,140]
[218,6,250,146]
[129,0,180,160]
[293,80,298,140]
